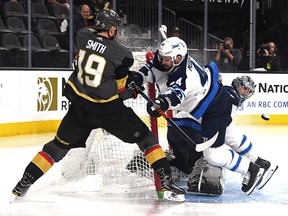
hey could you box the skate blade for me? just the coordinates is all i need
[257,165,278,190]
[245,168,264,196]
[9,194,20,204]
[163,191,185,202]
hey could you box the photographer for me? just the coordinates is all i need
[256,41,282,71]
[215,37,242,73]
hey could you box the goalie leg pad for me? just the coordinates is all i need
[42,140,70,162]
[187,158,225,196]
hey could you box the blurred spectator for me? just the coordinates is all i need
[74,0,110,14]
[62,4,92,53]
[170,26,180,38]
[215,37,242,73]
[256,41,282,71]
[73,4,91,38]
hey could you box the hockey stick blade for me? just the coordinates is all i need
[195,132,218,152]
[132,82,218,151]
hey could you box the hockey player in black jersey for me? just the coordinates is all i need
[12,9,185,202]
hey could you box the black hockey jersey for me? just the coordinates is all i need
[64,29,134,104]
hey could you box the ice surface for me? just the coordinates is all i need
[0,126,287,216]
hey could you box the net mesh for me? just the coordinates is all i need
[60,95,169,192]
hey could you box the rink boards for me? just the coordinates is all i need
[0,65,287,137]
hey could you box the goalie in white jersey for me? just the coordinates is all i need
[129,37,273,195]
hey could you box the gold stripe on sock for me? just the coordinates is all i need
[31,152,53,173]
[145,146,166,165]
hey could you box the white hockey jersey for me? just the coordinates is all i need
[138,51,220,120]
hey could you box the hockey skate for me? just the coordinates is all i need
[161,175,186,202]
[12,172,34,197]
[255,157,278,190]
[241,162,264,195]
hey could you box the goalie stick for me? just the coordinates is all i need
[132,82,218,152]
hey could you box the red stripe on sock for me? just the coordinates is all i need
[144,145,161,156]
[38,151,54,166]
[118,86,125,93]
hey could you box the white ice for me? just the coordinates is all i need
[0,125,288,216]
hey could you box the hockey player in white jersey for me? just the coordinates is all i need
[167,76,278,196]
[128,37,267,195]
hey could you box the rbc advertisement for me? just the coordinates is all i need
[221,73,288,115]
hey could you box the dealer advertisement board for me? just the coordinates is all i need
[0,70,70,124]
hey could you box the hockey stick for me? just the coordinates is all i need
[132,82,218,152]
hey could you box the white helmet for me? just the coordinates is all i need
[158,37,187,72]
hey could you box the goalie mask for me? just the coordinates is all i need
[232,75,256,99]
[158,37,187,73]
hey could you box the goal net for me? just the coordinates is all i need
[60,53,170,194]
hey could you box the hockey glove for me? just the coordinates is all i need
[126,71,144,91]
[146,95,169,117]
[146,51,155,63]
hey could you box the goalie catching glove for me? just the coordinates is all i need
[146,95,170,117]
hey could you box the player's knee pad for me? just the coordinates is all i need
[136,130,158,152]
[42,141,70,162]
[203,146,232,167]
[233,134,253,155]
[225,125,256,158]
[187,157,225,196]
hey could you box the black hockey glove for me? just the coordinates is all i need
[126,71,144,91]
[146,95,169,117]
